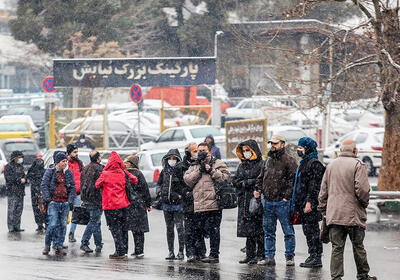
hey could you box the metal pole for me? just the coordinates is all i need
[137,103,142,151]
[104,92,109,149]
[161,88,165,133]
[49,103,55,149]
[323,35,334,149]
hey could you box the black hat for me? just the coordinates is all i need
[55,152,68,164]
[67,144,78,155]
[10,150,23,161]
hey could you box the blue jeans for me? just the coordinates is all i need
[262,200,296,258]
[45,202,69,249]
[70,195,82,233]
[81,205,103,248]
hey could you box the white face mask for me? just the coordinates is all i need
[17,158,24,164]
[192,153,198,160]
[243,151,252,159]
[80,139,85,143]
[168,159,177,167]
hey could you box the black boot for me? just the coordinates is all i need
[239,256,253,264]
[300,254,314,267]
[165,251,175,260]
[301,254,322,268]
[69,232,76,243]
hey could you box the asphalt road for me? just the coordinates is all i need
[0,188,399,280]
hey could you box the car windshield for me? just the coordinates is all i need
[3,142,37,153]
[151,152,166,167]
[0,123,29,132]
[190,127,223,138]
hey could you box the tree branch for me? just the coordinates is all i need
[381,48,400,70]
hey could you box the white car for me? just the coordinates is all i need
[267,125,308,145]
[323,128,384,176]
[141,125,226,158]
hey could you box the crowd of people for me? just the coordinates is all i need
[3,133,377,280]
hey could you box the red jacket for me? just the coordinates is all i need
[95,151,138,210]
[68,157,84,195]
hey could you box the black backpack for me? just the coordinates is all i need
[209,158,238,210]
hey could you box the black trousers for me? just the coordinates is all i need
[31,188,46,227]
[194,210,222,258]
[184,212,206,258]
[132,231,145,255]
[7,195,24,231]
[246,233,265,259]
[302,222,323,255]
[163,210,185,253]
[105,208,128,256]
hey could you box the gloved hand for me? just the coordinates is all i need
[199,164,207,173]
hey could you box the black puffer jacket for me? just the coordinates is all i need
[296,157,325,223]
[27,159,45,196]
[233,140,264,237]
[126,162,152,233]
[179,153,195,213]
[80,162,104,206]
[5,161,26,197]
[157,149,184,205]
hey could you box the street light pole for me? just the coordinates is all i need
[214,30,224,58]
[213,31,224,127]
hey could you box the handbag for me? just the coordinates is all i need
[248,196,263,216]
[320,217,330,243]
[37,193,47,214]
[71,206,90,225]
[290,209,302,225]
[214,181,238,209]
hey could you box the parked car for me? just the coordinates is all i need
[0,138,41,194]
[323,128,384,176]
[59,116,157,149]
[141,125,226,158]
[267,125,308,145]
[42,148,91,169]
[0,121,35,140]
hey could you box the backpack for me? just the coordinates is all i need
[209,157,238,210]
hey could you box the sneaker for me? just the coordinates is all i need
[109,253,127,260]
[165,251,175,260]
[55,248,67,256]
[187,256,197,263]
[286,255,295,266]
[248,257,259,265]
[36,226,44,233]
[201,256,219,263]
[258,257,276,266]
[300,254,322,268]
[135,253,144,259]
[69,232,76,243]
[177,251,184,260]
[80,245,93,253]
[239,256,253,264]
[42,246,50,255]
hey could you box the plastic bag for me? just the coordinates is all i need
[249,197,263,216]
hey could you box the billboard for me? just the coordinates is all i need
[53,57,216,88]
[225,119,268,159]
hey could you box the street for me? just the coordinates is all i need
[0,188,399,280]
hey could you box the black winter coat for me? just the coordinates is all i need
[5,161,26,197]
[157,149,184,206]
[179,154,195,213]
[233,140,264,237]
[295,158,325,224]
[80,162,104,206]
[27,159,45,196]
[126,167,152,233]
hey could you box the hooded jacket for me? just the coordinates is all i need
[5,160,26,197]
[68,156,84,195]
[205,135,221,160]
[318,151,370,228]
[95,151,138,210]
[256,148,298,201]
[184,154,230,212]
[80,161,104,206]
[40,167,76,206]
[157,149,185,206]
[234,139,264,237]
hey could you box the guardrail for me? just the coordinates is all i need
[367,191,400,223]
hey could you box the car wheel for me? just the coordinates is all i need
[362,157,376,177]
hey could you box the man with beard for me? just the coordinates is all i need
[254,134,297,266]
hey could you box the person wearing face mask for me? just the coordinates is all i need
[233,140,265,265]
[41,152,76,256]
[294,137,325,268]
[158,148,185,260]
[179,143,207,262]
[5,151,27,233]
[66,144,84,243]
[184,142,230,263]
[254,134,297,266]
[27,158,47,233]
[75,134,95,150]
